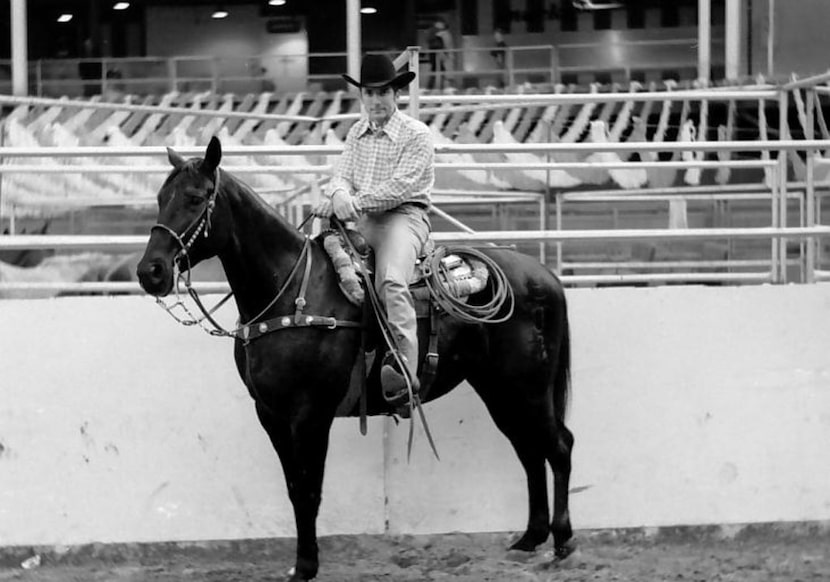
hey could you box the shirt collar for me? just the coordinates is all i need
[356,109,404,142]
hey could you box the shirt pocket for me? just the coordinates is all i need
[383,143,412,176]
[374,142,398,179]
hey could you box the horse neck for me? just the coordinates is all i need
[217,177,308,319]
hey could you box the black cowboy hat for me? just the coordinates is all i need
[342,54,416,90]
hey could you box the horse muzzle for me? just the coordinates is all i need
[136,256,175,297]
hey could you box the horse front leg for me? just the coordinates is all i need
[256,402,333,581]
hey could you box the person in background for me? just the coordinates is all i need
[314,54,434,408]
[427,18,453,90]
[490,27,508,87]
[78,38,103,97]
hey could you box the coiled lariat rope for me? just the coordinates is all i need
[422,246,515,324]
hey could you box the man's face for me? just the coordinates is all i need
[361,86,397,125]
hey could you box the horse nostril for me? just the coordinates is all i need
[137,258,173,297]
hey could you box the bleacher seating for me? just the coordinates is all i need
[1,78,826,282]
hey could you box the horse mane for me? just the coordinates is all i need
[172,158,297,234]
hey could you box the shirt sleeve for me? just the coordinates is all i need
[353,128,434,213]
[327,128,357,198]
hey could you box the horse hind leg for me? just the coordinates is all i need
[549,324,575,558]
[509,438,553,552]
[549,421,574,558]
[471,341,574,556]
[469,376,553,552]
[500,393,574,557]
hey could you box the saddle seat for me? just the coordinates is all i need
[319,227,488,315]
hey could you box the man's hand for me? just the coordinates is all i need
[332,190,359,221]
[312,198,333,217]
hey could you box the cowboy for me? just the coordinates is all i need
[314,54,434,407]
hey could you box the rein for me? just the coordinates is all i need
[332,219,440,461]
[151,168,221,284]
[150,168,234,335]
[151,170,360,339]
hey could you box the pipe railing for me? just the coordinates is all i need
[0,36,723,97]
[1,226,827,294]
[0,95,318,124]
[0,138,821,158]
[4,74,830,291]
[778,70,830,282]
[0,137,826,286]
[7,227,827,251]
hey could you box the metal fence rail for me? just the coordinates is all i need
[1,226,828,294]
[3,68,830,292]
[0,37,722,97]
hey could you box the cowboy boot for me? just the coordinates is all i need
[381,351,419,407]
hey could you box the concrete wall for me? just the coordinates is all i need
[1,284,830,548]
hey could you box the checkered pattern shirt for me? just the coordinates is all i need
[328,109,434,214]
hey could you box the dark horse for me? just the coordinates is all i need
[0,221,54,267]
[137,137,574,581]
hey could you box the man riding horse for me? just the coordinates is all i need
[314,54,433,407]
[137,55,574,582]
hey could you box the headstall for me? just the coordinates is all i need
[150,169,361,340]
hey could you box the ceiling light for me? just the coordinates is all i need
[269,0,286,5]
[57,13,73,23]
[572,0,623,10]
[360,7,377,14]
[211,8,229,18]
[113,2,130,9]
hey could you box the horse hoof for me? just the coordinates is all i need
[286,566,315,581]
[509,532,547,552]
[554,541,576,560]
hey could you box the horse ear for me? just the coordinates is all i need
[167,147,186,170]
[202,136,222,174]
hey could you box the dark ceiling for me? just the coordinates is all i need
[1,0,708,59]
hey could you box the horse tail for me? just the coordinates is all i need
[552,291,571,425]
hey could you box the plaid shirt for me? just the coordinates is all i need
[328,109,434,214]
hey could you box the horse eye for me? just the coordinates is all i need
[186,194,204,206]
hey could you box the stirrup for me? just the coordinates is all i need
[381,353,419,406]
[395,394,420,419]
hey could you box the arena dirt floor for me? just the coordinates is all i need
[2,525,829,582]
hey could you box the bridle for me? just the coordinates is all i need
[148,168,359,340]
[150,167,221,286]
[149,167,237,335]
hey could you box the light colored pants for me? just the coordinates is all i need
[357,204,431,379]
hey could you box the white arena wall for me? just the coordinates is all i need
[1,283,830,549]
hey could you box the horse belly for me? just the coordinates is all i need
[235,335,358,409]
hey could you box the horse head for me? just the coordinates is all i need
[137,136,230,296]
